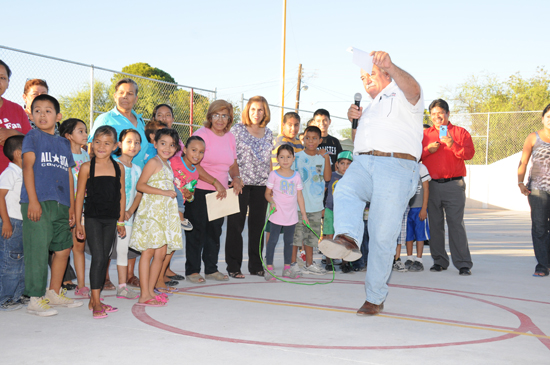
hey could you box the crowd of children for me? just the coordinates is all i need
[0,89,432,318]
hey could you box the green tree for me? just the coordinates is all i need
[121,63,176,84]
[444,68,550,164]
[447,67,550,114]
[169,89,211,140]
[110,62,178,119]
[59,62,213,142]
[58,80,112,129]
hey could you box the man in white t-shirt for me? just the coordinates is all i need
[320,51,424,316]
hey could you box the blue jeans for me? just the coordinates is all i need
[528,189,550,274]
[0,218,24,305]
[175,185,186,214]
[334,155,418,304]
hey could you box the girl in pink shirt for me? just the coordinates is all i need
[264,145,309,281]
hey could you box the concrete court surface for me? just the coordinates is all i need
[1,209,549,365]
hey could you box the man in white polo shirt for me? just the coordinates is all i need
[320,51,423,315]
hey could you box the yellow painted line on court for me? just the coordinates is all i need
[175,291,550,340]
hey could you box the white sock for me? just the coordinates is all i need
[415,257,423,263]
[407,256,414,262]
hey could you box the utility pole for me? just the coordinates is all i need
[295,64,303,113]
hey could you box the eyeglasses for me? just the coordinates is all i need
[212,114,229,121]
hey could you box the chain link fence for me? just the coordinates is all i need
[451,111,541,165]
[0,45,216,141]
[1,46,541,166]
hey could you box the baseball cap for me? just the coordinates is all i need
[337,150,353,162]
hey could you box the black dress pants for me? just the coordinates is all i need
[185,189,223,276]
[225,185,268,274]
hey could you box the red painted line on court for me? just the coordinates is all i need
[131,304,518,350]
[133,281,549,350]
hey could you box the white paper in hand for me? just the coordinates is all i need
[205,188,240,221]
[347,47,373,74]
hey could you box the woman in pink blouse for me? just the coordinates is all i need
[185,100,244,283]
[225,96,273,278]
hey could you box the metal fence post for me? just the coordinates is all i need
[214,87,217,101]
[485,113,490,165]
[90,65,94,129]
[483,113,490,209]
[190,88,194,136]
[241,93,244,112]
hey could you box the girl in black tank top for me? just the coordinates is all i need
[75,126,126,319]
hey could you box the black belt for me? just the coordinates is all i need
[433,177,463,183]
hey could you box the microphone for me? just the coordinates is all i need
[352,93,362,130]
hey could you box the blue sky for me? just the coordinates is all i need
[2,0,548,135]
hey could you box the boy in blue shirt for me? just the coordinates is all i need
[22,95,82,316]
[291,126,331,275]
[404,162,431,272]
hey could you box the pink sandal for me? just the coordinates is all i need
[92,309,107,319]
[136,298,165,307]
[102,304,118,313]
[155,294,169,303]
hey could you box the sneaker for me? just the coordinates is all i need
[264,268,277,281]
[404,259,414,270]
[181,219,193,231]
[27,297,58,317]
[116,286,140,299]
[0,300,23,312]
[283,264,302,279]
[409,261,424,272]
[18,295,30,305]
[303,261,327,275]
[74,286,90,297]
[393,260,408,272]
[45,288,84,308]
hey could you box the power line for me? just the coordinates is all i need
[306,82,350,100]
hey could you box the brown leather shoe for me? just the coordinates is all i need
[319,234,362,261]
[356,300,384,316]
